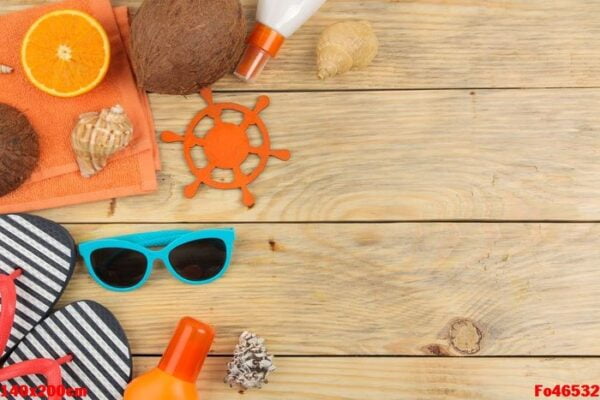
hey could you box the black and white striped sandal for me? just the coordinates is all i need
[0,214,77,358]
[0,214,132,399]
[2,300,132,400]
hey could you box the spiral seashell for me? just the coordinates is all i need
[317,20,379,80]
[0,64,13,74]
[71,104,133,178]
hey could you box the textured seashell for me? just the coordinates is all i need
[0,64,13,74]
[317,20,379,80]
[225,331,276,392]
[71,104,133,178]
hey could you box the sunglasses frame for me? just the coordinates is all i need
[78,229,235,292]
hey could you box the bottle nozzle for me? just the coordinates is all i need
[158,317,215,383]
[235,23,285,83]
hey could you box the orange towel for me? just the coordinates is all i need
[0,1,159,213]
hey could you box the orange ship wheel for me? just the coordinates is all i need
[161,88,291,207]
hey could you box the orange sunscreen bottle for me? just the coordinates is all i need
[124,317,215,400]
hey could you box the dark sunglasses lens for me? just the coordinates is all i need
[90,248,147,288]
[169,239,227,281]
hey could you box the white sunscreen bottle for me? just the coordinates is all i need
[235,0,328,82]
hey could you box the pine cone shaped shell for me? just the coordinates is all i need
[0,103,39,197]
[225,331,276,392]
[71,104,133,178]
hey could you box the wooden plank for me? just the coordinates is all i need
[4,0,600,90]
[132,356,600,399]
[58,222,600,355]
[36,89,600,223]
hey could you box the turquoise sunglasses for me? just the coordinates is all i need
[78,229,235,292]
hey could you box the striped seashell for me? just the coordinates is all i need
[71,104,134,178]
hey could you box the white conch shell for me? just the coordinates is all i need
[0,64,13,74]
[71,104,133,178]
[317,20,379,80]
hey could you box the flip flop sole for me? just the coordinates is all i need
[4,300,132,400]
[0,214,76,359]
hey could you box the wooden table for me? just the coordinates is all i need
[7,0,600,398]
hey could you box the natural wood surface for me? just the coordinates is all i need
[57,222,600,356]
[34,89,600,223]
[6,0,600,90]
[3,0,600,399]
[132,357,600,400]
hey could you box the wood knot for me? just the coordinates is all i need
[108,198,117,217]
[449,318,483,355]
[268,239,277,251]
[421,344,451,356]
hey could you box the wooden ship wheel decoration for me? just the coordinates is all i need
[161,88,291,207]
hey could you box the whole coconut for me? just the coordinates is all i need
[131,0,247,95]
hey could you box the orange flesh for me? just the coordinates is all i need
[22,10,110,97]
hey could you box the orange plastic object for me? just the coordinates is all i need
[161,88,291,207]
[124,317,215,400]
[159,317,214,382]
[235,23,286,82]
[249,23,286,57]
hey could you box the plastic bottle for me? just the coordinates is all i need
[124,317,215,400]
[235,0,328,82]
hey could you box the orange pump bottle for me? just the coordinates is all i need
[124,317,215,400]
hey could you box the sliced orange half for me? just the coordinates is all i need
[21,9,111,98]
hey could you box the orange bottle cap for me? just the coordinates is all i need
[158,317,215,383]
[235,23,286,83]
[248,22,285,57]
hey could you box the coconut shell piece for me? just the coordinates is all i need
[0,103,39,197]
[131,0,247,95]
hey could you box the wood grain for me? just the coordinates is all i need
[33,89,600,223]
[57,222,600,356]
[5,0,600,90]
[4,0,598,398]
[131,356,600,400]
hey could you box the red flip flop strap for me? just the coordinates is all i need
[0,270,71,400]
[0,270,21,355]
[0,357,70,400]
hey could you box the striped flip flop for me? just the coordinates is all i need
[3,300,132,400]
[0,214,76,359]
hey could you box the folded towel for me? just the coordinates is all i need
[0,1,159,213]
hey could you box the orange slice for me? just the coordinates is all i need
[21,9,111,98]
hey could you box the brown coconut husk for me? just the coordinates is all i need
[131,0,247,95]
[0,103,39,197]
